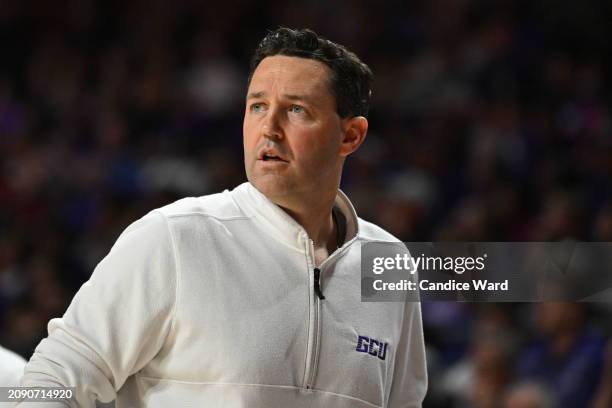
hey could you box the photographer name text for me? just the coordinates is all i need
[372,279,509,292]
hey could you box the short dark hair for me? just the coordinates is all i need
[248,27,373,118]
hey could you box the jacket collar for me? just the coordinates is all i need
[232,182,359,252]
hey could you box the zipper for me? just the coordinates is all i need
[302,236,347,389]
[303,237,319,389]
[313,268,325,300]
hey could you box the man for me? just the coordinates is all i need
[0,345,25,386]
[20,28,427,407]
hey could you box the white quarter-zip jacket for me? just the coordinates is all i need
[19,182,427,407]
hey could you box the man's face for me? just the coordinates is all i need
[243,55,344,204]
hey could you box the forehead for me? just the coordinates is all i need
[248,55,334,99]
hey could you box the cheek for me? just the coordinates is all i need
[243,119,258,151]
[294,132,340,169]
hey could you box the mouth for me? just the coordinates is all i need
[258,151,288,163]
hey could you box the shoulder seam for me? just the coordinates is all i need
[164,212,251,222]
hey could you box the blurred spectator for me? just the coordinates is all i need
[518,303,606,407]
[592,339,612,408]
[531,190,586,240]
[436,304,518,408]
[502,382,555,408]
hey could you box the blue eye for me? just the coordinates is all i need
[289,105,305,114]
[250,103,265,112]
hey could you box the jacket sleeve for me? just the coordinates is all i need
[386,299,428,408]
[17,211,178,408]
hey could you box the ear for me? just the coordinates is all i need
[339,116,368,157]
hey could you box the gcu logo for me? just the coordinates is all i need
[356,335,388,360]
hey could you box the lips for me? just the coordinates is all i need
[258,148,288,162]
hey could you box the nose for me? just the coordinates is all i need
[262,108,283,141]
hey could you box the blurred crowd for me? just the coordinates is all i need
[1,0,611,407]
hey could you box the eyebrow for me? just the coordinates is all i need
[246,91,265,100]
[246,91,313,104]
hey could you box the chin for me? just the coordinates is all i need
[249,174,293,201]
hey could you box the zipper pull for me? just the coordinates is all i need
[313,268,325,300]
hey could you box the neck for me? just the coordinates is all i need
[278,189,338,251]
